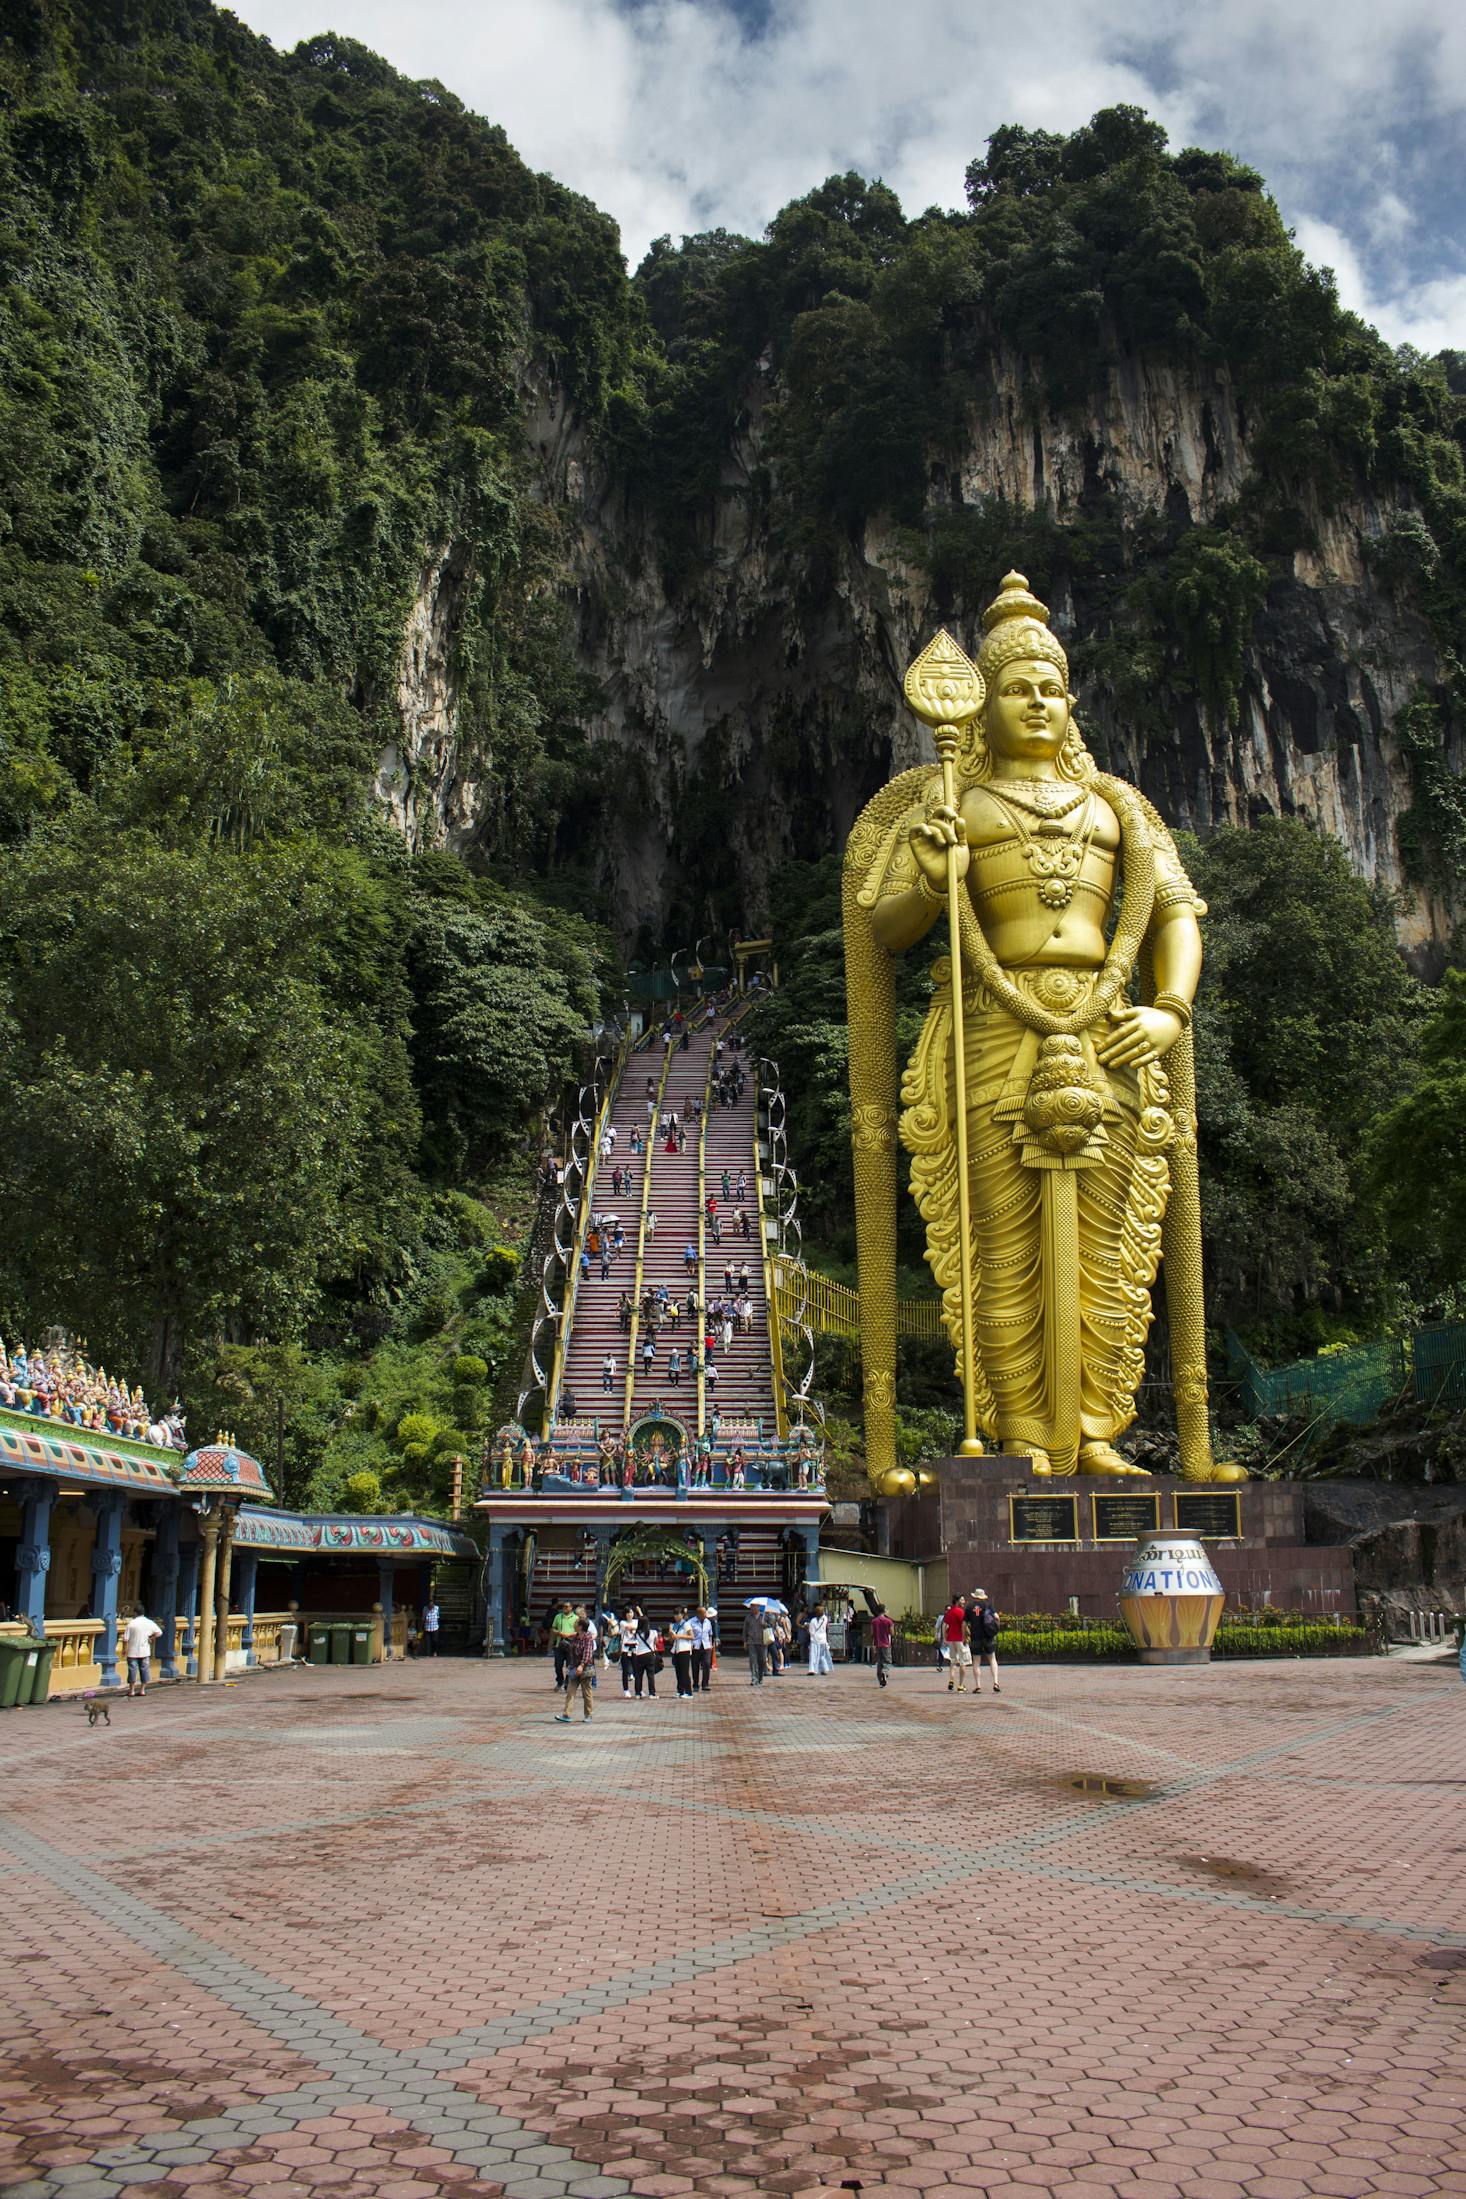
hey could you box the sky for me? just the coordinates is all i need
[228,0,1466,352]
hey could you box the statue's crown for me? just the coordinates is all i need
[977,571,1069,685]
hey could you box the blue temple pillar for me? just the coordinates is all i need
[377,1560,395,1657]
[179,1534,201,1676]
[697,1528,718,1612]
[795,1524,820,1599]
[91,1494,125,1689]
[154,1506,181,1678]
[16,1481,54,1631]
[237,1548,259,1665]
[484,1525,508,1656]
[591,1527,613,1620]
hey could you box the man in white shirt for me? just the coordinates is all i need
[122,1609,163,1697]
[422,1600,441,1656]
[691,1608,714,1694]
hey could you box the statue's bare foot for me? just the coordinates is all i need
[1025,1448,1055,1477]
[1078,1443,1148,1478]
[1191,1460,1248,1485]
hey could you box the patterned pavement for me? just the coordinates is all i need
[2,1650,1463,2199]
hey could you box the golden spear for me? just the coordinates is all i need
[903,631,987,1456]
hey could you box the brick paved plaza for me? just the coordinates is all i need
[2,1651,1462,2199]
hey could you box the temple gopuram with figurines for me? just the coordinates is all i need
[0,1334,476,1698]
[476,993,829,1647]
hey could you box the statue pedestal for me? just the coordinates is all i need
[884,1455,1355,1618]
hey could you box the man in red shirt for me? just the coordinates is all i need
[943,1597,972,1693]
[871,1603,894,1689]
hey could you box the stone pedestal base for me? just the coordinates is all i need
[886,1456,1356,1618]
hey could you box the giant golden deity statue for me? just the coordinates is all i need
[844,573,1242,1488]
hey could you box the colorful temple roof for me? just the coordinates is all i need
[0,1410,182,1497]
[179,1442,274,1501]
[234,1509,477,1558]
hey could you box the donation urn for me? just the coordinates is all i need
[1118,1530,1225,1665]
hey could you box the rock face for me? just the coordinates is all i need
[1305,1479,1466,1619]
[375,541,477,855]
[388,347,1456,953]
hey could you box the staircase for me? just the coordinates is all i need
[555,1006,775,1446]
[525,1001,795,1639]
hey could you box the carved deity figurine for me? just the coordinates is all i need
[844,574,1242,1488]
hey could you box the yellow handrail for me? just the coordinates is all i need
[545,1028,633,1434]
[624,1036,676,1427]
[754,1085,789,1440]
[695,1027,718,1438]
[773,1264,944,1344]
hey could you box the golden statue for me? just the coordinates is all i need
[844,574,1242,1488]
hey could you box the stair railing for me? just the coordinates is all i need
[522,1022,631,1435]
[623,1032,676,1428]
[694,1021,718,1439]
[754,1056,823,1445]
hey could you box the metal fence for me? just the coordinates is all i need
[1412,1322,1466,1411]
[1226,1321,1466,1426]
[784,1266,945,1346]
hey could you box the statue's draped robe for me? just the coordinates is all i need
[853,768,1202,1462]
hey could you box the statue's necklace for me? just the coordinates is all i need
[985,778,1087,821]
[986,785,1097,909]
[954,774,1159,1037]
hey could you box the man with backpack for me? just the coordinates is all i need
[968,1590,1002,1693]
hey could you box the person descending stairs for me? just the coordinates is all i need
[555,1005,776,1454]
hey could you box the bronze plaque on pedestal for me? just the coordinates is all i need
[1174,1491,1243,1539]
[1092,1492,1161,1542]
[1009,1494,1079,1544]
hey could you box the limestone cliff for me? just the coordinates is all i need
[388,341,1455,958]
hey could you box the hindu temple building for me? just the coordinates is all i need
[0,1383,475,1693]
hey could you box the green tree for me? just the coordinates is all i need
[1370,971,1466,1297]
[1188,820,1423,1333]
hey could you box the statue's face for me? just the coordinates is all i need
[985,657,1071,764]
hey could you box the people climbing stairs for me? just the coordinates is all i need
[555,1002,775,1451]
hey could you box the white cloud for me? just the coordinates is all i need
[228,0,1466,345]
[1295,214,1466,354]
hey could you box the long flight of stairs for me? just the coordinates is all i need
[532,1002,792,1629]
[556,1005,773,1446]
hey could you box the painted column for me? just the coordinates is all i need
[90,1493,126,1689]
[697,1528,718,1611]
[236,1548,259,1665]
[484,1525,508,1656]
[377,1559,395,1658]
[212,1508,237,1684]
[196,1507,220,1684]
[15,1481,54,1632]
[797,1524,820,1598]
[154,1506,181,1678]
[179,1534,201,1676]
[591,1527,613,1620]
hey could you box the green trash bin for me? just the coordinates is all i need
[11,1640,44,1706]
[348,1622,373,1666]
[308,1624,332,1667]
[0,1636,36,1709]
[327,1622,352,1665]
[27,1639,56,1704]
